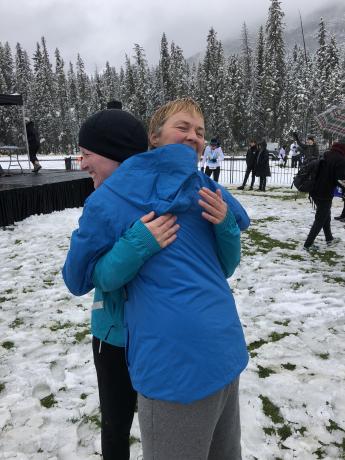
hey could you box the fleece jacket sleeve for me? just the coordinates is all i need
[92,219,161,293]
[214,209,241,278]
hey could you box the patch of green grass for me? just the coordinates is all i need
[49,321,73,331]
[296,426,307,436]
[274,320,290,327]
[43,279,54,286]
[317,353,329,360]
[9,318,24,328]
[82,414,101,428]
[285,253,305,261]
[326,419,345,433]
[281,363,296,371]
[291,282,303,290]
[324,275,345,286]
[257,365,276,378]
[270,331,297,342]
[0,383,5,393]
[259,395,284,424]
[252,216,280,223]
[243,229,297,254]
[75,329,90,343]
[2,341,14,349]
[13,265,23,271]
[40,393,57,408]
[311,250,338,267]
[14,239,21,244]
[313,447,326,459]
[0,297,6,303]
[277,424,292,441]
[80,393,87,400]
[248,338,268,352]
[4,289,13,294]
[263,426,276,436]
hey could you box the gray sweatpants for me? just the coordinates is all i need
[138,377,241,460]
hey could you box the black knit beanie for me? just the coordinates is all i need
[78,109,148,162]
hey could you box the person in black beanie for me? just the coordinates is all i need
[65,108,179,460]
[78,109,148,188]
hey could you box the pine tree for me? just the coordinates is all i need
[76,53,91,124]
[170,42,189,99]
[250,26,266,140]
[159,33,172,103]
[263,0,286,140]
[131,44,150,125]
[240,22,253,142]
[15,43,33,107]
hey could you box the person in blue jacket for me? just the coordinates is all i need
[63,99,250,460]
[63,105,244,460]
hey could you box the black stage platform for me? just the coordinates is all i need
[0,169,94,227]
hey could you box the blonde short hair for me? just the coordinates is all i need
[148,98,204,148]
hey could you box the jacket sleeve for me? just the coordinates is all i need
[217,185,250,231]
[214,209,241,278]
[92,220,161,292]
[62,198,115,296]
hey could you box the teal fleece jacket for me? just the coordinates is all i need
[91,209,240,347]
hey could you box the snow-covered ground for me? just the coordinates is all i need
[0,187,344,459]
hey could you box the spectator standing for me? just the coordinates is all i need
[289,140,300,168]
[25,119,42,172]
[201,137,224,182]
[293,132,319,164]
[255,140,271,191]
[278,145,287,167]
[237,139,259,190]
[303,139,345,250]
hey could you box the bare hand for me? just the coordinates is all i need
[140,212,179,248]
[198,188,227,224]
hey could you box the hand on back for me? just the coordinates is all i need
[141,212,179,248]
[198,188,227,224]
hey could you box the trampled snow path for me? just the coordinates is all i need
[0,188,344,459]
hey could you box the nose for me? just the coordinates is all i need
[186,129,198,143]
[80,157,88,170]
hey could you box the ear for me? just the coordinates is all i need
[149,131,160,148]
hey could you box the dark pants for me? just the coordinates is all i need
[259,176,266,191]
[205,166,220,182]
[304,198,333,248]
[92,337,137,460]
[241,167,255,188]
[29,147,39,165]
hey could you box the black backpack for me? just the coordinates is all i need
[292,159,323,193]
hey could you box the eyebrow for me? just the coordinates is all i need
[173,120,205,133]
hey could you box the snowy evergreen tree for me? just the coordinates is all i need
[240,22,253,142]
[158,33,172,103]
[15,43,33,107]
[263,0,286,140]
[76,53,91,124]
[170,42,189,99]
[250,26,266,141]
[130,44,150,125]
[55,48,74,152]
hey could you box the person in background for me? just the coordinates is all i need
[255,140,271,191]
[303,138,345,251]
[289,140,300,168]
[278,145,287,167]
[293,132,319,165]
[25,119,42,172]
[237,139,259,190]
[201,137,224,182]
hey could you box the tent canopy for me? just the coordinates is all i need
[0,94,23,106]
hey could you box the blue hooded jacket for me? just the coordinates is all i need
[63,144,250,403]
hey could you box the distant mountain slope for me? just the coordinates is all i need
[187,2,345,64]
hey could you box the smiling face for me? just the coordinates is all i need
[149,111,205,157]
[79,147,120,189]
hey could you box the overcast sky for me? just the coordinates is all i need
[0,0,339,73]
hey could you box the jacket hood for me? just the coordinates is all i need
[102,144,203,215]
